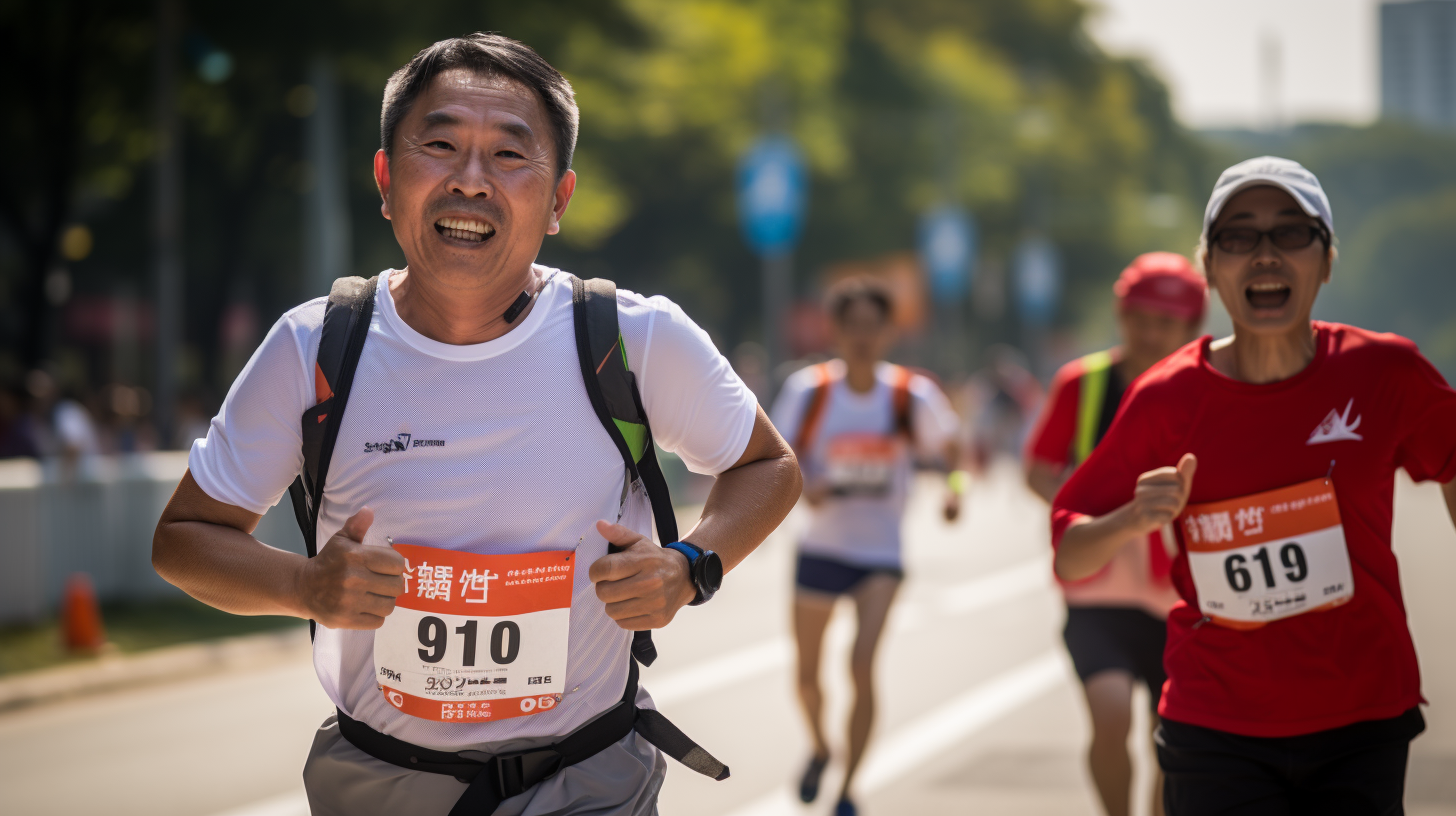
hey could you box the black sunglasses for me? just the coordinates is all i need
[1211,223,1330,255]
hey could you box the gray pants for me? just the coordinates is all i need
[302,714,665,816]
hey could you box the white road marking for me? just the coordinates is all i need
[651,557,1050,706]
[935,557,1052,616]
[719,650,1068,816]
[647,639,791,707]
[206,791,309,816]
[205,560,1053,816]
[856,650,1065,789]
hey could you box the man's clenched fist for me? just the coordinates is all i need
[589,520,696,630]
[296,507,407,630]
[1128,453,1198,535]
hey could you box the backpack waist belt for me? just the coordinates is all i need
[335,660,727,816]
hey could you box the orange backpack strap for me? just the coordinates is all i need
[795,363,835,453]
[890,365,914,442]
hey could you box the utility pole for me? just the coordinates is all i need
[305,56,353,297]
[153,0,182,446]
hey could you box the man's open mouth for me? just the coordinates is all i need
[434,217,495,243]
[1246,280,1291,310]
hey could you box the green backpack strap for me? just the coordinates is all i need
[287,275,378,639]
[571,276,677,667]
[1072,350,1114,465]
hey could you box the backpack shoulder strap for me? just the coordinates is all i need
[1072,350,1114,465]
[288,275,378,561]
[889,364,914,441]
[571,275,675,667]
[794,363,836,452]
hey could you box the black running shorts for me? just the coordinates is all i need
[1156,707,1424,816]
[1062,605,1168,709]
[795,553,903,595]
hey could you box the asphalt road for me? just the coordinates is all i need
[3,463,1455,816]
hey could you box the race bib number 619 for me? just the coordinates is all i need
[1180,478,1354,630]
[373,544,574,722]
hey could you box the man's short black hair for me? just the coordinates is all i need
[380,33,579,179]
[827,276,894,324]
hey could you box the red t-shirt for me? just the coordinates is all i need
[1027,350,1177,614]
[1052,322,1456,737]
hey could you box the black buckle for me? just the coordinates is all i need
[493,748,564,799]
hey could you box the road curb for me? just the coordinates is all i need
[0,626,311,712]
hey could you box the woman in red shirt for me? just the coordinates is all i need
[1052,156,1456,814]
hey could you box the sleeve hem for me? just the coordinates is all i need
[700,399,758,477]
[187,440,287,517]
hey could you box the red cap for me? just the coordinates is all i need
[1113,252,1206,322]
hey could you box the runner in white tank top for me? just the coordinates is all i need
[769,277,962,816]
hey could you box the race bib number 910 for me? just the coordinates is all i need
[1180,478,1354,630]
[373,544,573,722]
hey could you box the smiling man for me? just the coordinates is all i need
[152,34,800,816]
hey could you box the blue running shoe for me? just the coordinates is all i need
[798,755,829,803]
[834,797,857,816]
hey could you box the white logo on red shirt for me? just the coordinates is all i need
[1306,399,1363,445]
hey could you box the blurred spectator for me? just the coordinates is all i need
[27,370,101,480]
[100,383,157,454]
[0,382,41,458]
[171,391,213,451]
[961,344,1045,473]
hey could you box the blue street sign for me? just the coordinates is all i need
[919,205,977,299]
[737,136,807,257]
[1013,234,1061,325]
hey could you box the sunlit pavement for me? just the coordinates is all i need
[4,463,1456,816]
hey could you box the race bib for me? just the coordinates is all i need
[825,433,900,496]
[373,544,574,722]
[1180,478,1354,630]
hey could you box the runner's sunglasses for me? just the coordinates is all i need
[1211,223,1331,255]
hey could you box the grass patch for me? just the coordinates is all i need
[0,596,302,677]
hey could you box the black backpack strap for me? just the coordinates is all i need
[571,276,678,667]
[287,276,377,635]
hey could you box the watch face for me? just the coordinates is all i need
[699,551,724,591]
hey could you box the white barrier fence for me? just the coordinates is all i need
[0,453,305,625]
[0,446,711,626]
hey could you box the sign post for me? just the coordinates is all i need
[919,204,977,374]
[919,205,976,301]
[737,136,807,377]
[1013,233,1061,375]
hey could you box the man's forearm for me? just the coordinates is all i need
[1054,503,1143,581]
[154,514,309,618]
[683,452,801,572]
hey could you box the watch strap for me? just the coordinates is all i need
[664,540,702,564]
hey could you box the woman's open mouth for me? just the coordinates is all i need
[434,217,495,244]
[1245,281,1291,311]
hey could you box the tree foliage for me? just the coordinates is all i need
[0,0,1209,396]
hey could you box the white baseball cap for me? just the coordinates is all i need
[1202,156,1333,240]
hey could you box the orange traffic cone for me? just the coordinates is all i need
[61,573,107,654]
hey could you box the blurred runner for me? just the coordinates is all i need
[1052,157,1456,815]
[152,34,800,816]
[1024,252,1206,816]
[771,277,964,816]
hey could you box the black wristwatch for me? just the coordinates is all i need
[663,540,723,606]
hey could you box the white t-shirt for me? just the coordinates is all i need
[770,360,959,568]
[189,267,757,751]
